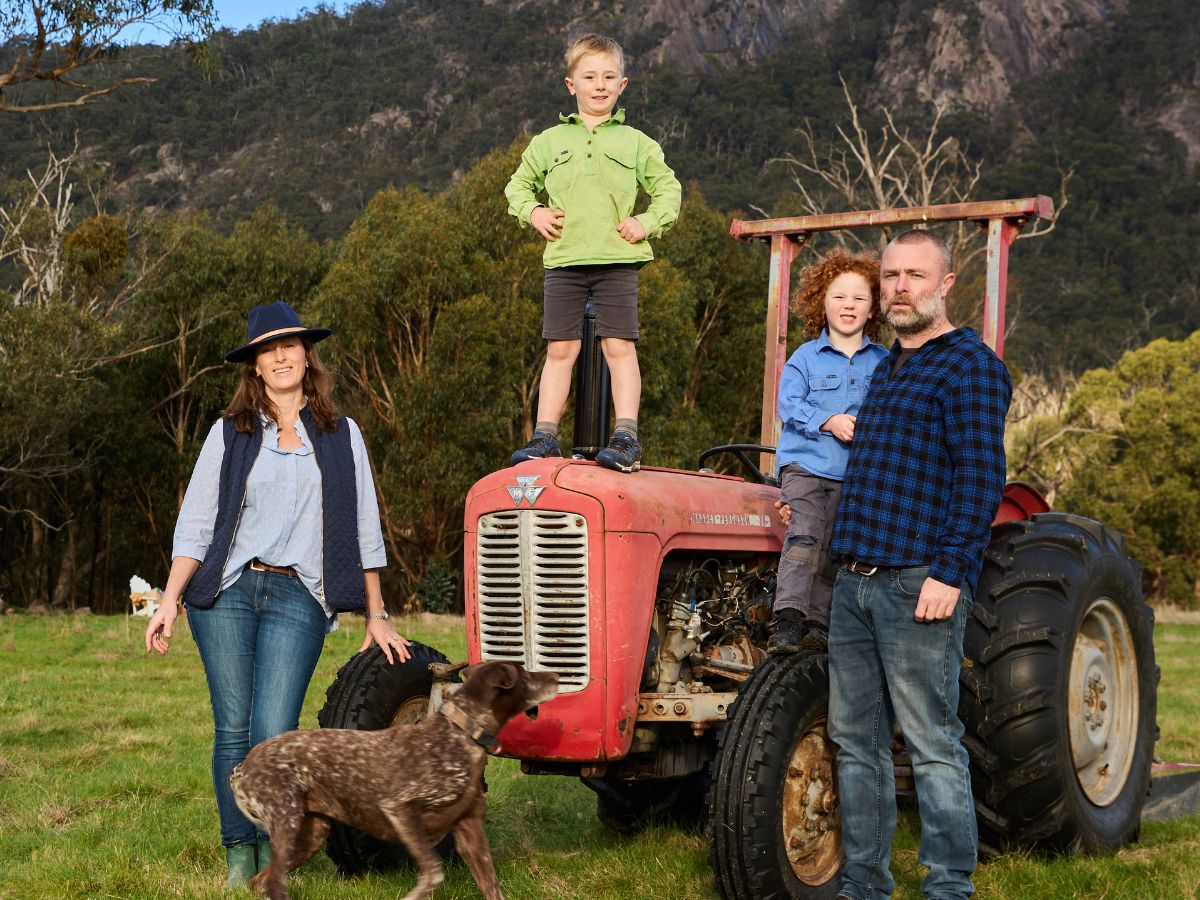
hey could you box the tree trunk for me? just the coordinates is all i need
[51,518,77,609]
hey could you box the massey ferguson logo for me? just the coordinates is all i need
[507,475,545,507]
[691,512,773,527]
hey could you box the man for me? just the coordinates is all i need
[826,229,1011,899]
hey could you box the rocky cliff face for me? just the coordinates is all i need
[1155,70,1200,168]
[555,0,1124,111]
[610,0,846,69]
[868,0,1127,110]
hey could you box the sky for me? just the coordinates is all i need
[208,1,346,34]
[127,1,350,43]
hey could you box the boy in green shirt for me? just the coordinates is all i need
[505,32,681,472]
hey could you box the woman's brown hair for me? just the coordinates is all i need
[793,248,884,341]
[224,340,341,434]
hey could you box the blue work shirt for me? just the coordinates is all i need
[776,330,889,480]
[830,328,1011,594]
[173,415,387,621]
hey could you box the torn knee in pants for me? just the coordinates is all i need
[784,534,820,566]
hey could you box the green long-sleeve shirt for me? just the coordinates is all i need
[505,109,681,268]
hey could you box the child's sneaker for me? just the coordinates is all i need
[596,432,642,473]
[509,432,561,465]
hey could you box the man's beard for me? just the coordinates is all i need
[885,286,945,335]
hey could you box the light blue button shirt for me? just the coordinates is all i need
[776,330,889,480]
[173,416,387,621]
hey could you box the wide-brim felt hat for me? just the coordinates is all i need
[225,301,333,363]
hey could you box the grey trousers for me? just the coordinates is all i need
[774,464,842,627]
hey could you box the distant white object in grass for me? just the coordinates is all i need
[129,575,162,617]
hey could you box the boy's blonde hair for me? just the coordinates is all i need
[565,33,625,77]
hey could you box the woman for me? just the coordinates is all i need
[144,300,411,889]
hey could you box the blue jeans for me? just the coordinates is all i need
[188,568,328,846]
[827,565,977,899]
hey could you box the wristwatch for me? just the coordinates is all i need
[365,611,390,620]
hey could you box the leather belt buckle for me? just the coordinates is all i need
[249,559,296,577]
[846,560,879,576]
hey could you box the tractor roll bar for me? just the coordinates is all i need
[729,196,1056,453]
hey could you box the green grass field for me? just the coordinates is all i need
[1,613,1197,899]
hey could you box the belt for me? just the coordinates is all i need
[845,560,884,576]
[248,559,297,577]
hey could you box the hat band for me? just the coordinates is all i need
[249,325,308,345]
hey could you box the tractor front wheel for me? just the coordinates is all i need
[316,641,455,873]
[708,652,841,899]
[582,773,710,836]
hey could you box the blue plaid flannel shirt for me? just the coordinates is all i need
[829,327,1012,594]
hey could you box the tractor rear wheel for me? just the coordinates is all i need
[708,652,841,899]
[960,513,1157,855]
[316,642,455,873]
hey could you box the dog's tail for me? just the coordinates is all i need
[229,764,269,831]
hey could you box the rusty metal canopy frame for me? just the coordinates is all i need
[729,196,1057,451]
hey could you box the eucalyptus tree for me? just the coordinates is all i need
[0,0,216,113]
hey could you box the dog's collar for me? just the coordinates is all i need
[440,701,501,754]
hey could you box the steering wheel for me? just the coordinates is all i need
[697,444,778,486]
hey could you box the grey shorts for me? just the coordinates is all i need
[543,264,639,340]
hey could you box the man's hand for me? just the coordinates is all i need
[616,217,646,243]
[531,206,565,241]
[774,498,792,526]
[822,414,856,442]
[914,578,960,622]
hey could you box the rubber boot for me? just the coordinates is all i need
[256,837,271,873]
[224,844,257,891]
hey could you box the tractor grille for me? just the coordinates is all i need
[475,509,590,692]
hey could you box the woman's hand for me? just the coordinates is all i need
[145,596,179,655]
[362,617,412,665]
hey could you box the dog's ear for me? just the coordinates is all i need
[485,662,519,691]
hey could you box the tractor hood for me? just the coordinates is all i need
[466,458,783,552]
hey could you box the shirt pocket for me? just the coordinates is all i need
[544,148,575,196]
[245,462,288,509]
[601,146,638,212]
[846,371,868,406]
[807,373,843,412]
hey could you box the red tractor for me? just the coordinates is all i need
[319,198,1157,898]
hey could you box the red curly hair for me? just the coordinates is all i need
[793,248,884,341]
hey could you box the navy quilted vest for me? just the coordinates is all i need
[184,408,364,612]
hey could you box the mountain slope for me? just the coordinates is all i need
[0,0,1197,370]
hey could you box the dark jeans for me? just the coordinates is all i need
[188,568,327,846]
[774,464,841,627]
[828,565,977,899]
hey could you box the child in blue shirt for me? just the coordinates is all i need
[770,249,889,654]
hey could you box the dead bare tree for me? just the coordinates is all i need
[771,75,1073,329]
[0,140,79,305]
[1002,370,1102,506]
[772,76,988,260]
[0,0,215,114]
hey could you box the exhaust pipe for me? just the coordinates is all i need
[571,294,612,459]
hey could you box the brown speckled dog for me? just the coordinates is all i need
[230,661,559,900]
